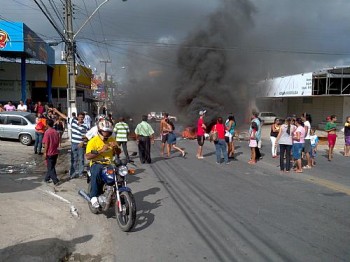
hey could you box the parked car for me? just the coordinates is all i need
[0,111,36,145]
[257,112,278,124]
[147,112,177,122]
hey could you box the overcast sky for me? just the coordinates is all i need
[1,0,350,118]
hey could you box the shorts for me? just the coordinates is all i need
[304,139,312,153]
[345,136,350,146]
[161,133,168,143]
[328,134,337,147]
[197,135,205,146]
[293,143,304,159]
[225,132,234,143]
[249,139,257,148]
[167,132,177,145]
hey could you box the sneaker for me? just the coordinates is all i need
[91,197,99,208]
[197,156,204,159]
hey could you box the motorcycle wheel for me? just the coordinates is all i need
[116,191,136,232]
[87,183,100,214]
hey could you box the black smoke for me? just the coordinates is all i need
[175,0,257,125]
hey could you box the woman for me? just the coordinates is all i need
[166,119,186,158]
[211,117,229,164]
[275,117,295,172]
[225,115,236,158]
[292,118,305,173]
[248,121,258,164]
[270,118,280,158]
[325,115,337,161]
[344,116,350,157]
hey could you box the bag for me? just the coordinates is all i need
[209,125,218,142]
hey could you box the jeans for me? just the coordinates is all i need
[270,136,278,156]
[45,154,59,184]
[90,163,105,198]
[34,132,43,153]
[119,141,130,161]
[214,139,228,163]
[138,136,151,163]
[70,143,85,177]
[279,144,292,171]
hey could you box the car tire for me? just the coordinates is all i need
[19,134,33,146]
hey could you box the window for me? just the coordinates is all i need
[7,116,24,126]
[0,116,6,124]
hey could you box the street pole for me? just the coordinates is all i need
[100,59,111,114]
[64,0,76,119]
[64,0,112,119]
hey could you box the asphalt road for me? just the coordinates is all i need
[1,126,349,261]
[108,134,349,262]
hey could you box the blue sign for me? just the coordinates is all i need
[0,21,24,52]
[0,21,54,64]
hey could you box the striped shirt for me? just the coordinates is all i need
[114,122,130,142]
[68,118,88,144]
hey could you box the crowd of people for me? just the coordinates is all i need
[3,98,349,207]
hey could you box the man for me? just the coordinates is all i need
[159,113,169,156]
[134,115,155,164]
[196,110,207,159]
[4,101,16,111]
[84,111,92,129]
[54,108,88,179]
[251,112,262,161]
[17,100,27,112]
[85,119,119,208]
[114,117,131,162]
[42,119,60,185]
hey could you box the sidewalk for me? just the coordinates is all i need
[0,137,139,261]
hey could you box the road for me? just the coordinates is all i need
[0,125,349,261]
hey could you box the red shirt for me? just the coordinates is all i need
[212,123,225,139]
[42,128,60,156]
[197,117,205,136]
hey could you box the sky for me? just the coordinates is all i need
[1,0,350,122]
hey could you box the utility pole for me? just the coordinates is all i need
[100,60,111,114]
[64,0,76,118]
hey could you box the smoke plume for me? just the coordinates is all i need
[175,0,256,125]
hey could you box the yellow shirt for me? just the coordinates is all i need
[86,135,117,166]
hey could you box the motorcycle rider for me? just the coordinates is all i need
[85,119,120,208]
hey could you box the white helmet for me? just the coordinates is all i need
[98,119,113,141]
[98,119,113,132]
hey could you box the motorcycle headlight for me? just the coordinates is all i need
[118,166,128,177]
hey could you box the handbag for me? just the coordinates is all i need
[209,125,218,142]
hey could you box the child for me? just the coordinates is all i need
[309,128,319,166]
[248,122,258,164]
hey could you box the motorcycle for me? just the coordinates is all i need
[79,157,136,232]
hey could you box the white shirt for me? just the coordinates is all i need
[304,121,311,139]
[17,104,27,111]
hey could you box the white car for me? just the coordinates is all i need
[148,112,177,122]
[258,112,278,124]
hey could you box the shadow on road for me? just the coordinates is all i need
[132,187,162,232]
[0,235,93,262]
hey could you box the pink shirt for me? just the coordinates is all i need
[42,128,60,156]
[197,118,205,136]
[294,125,306,144]
[4,104,16,111]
